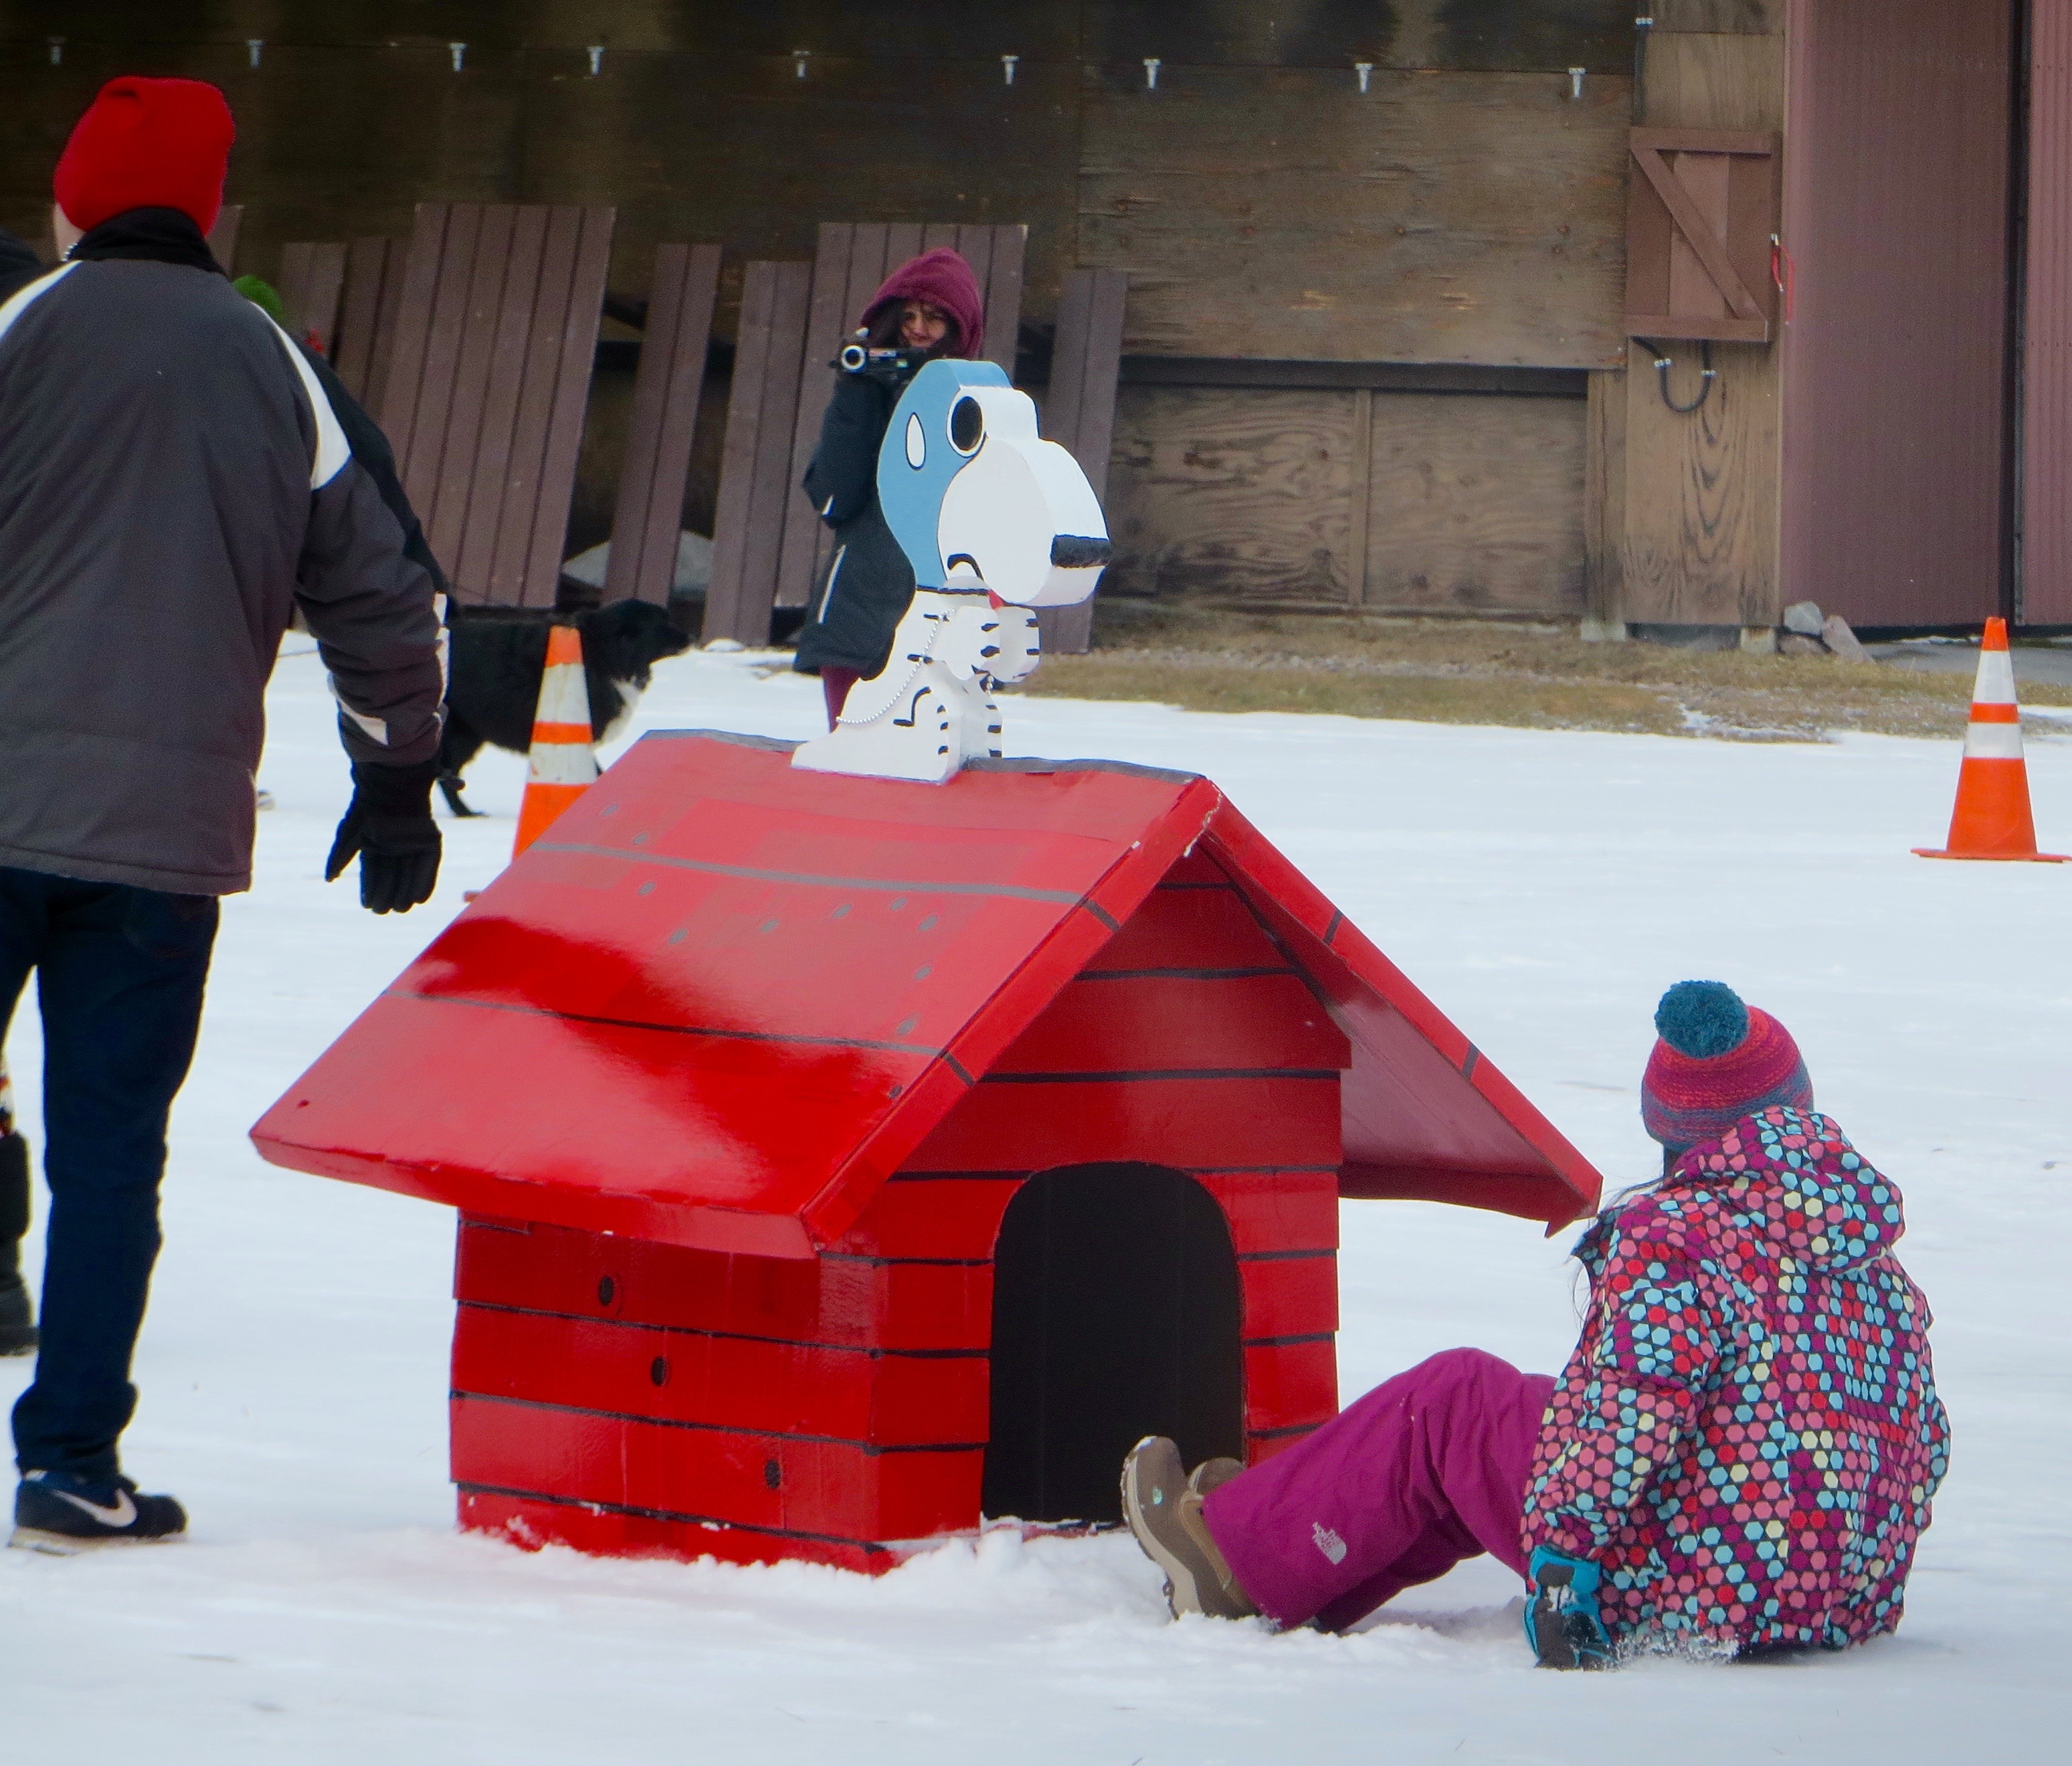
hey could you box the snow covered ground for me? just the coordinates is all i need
[3,646,2067,1764]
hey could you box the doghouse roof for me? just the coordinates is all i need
[254,731,1602,1258]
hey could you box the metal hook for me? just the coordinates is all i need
[247,39,263,70]
[449,43,466,74]
[1568,67,1586,100]
[1002,54,1018,86]
[793,49,811,79]
[1143,58,1161,91]
[587,45,604,76]
[1355,61,1373,95]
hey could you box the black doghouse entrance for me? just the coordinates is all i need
[981,1162,1244,1524]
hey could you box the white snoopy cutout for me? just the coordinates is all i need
[791,360,1109,784]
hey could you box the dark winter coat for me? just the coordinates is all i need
[792,373,915,678]
[0,210,444,895]
[1523,1106,1948,1654]
[792,248,987,679]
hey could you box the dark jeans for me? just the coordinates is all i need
[0,867,217,1481]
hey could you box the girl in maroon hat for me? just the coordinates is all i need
[1121,980,1949,1669]
[791,249,986,727]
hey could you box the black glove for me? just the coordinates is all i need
[325,759,442,914]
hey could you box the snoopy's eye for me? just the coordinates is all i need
[949,397,983,455]
[904,412,925,468]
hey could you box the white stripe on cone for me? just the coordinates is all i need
[535,658,591,727]
[1960,721,2026,762]
[1972,646,2017,705]
[529,743,599,786]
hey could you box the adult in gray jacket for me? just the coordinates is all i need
[0,77,447,1551]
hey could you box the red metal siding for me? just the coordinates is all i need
[2027,1,2072,624]
[1780,0,2014,628]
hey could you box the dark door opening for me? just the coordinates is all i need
[981,1162,1243,1525]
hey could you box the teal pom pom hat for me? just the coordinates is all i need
[1641,980,1812,1154]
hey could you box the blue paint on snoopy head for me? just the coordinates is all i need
[876,359,1012,591]
[875,358,1109,607]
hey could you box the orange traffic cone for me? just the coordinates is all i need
[512,624,598,858]
[1914,618,2067,862]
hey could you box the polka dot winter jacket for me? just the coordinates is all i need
[1521,1107,1948,1654]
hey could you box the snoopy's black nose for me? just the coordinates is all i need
[1050,535,1111,568]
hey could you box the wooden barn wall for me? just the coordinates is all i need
[0,1,1638,616]
[1105,385,1586,612]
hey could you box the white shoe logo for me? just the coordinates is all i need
[49,1486,137,1528]
[1312,1522,1347,1565]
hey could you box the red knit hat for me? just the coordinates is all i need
[1640,980,1812,1154]
[862,249,985,361]
[54,77,235,235]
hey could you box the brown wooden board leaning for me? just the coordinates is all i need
[603,242,723,608]
[381,203,616,608]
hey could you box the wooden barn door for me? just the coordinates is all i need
[1779,0,2017,630]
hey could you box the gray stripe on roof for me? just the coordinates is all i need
[530,840,1087,904]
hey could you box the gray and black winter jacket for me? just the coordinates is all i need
[0,209,444,895]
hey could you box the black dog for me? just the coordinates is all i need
[438,600,692,816]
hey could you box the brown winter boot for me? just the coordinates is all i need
[1121,1437,1258,1621]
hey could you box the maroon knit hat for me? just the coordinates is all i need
[1640,980,1812,1154]
[862,248,985,361]
[55,76,234,235]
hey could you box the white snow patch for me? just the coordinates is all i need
[1,647,2065,1763]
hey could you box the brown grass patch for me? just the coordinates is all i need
[1014,603,2072,742]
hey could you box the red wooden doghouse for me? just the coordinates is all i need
[254,731,1601,1571]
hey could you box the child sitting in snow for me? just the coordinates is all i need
[1121,982,1950,1667]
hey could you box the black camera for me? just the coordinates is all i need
[834,337,919,387]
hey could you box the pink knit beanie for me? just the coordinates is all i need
[1640,980,1812,1154]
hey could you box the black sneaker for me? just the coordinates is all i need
[0,1269,33,1358]
[11,1470,187,1553]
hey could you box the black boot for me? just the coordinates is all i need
[0,1129,36,1358]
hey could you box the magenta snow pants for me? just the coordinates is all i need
[1202,1348,1554,1632]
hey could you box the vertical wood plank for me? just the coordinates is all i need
[522,205,617,608]
[1585,368,1628,630]
[882,223,925,276]
[1344,389,1373,606]
[981,225,1028,374]
[363,238,407,425]
[1043,270,1095,456]
[953,224,996,334]
[1072,268,1128,497]
[278,242,347,351]
[1038,268,1127,654]
[331,238,388,401]
[452,207,549,600]
[379,207,448,467]
[411,205,486,519]
[288,242,347,355]
[607,242,721,606]
[485,207,583,606]
[741,263,816,628]
[705,259,786,643]
[428,203,517,577]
